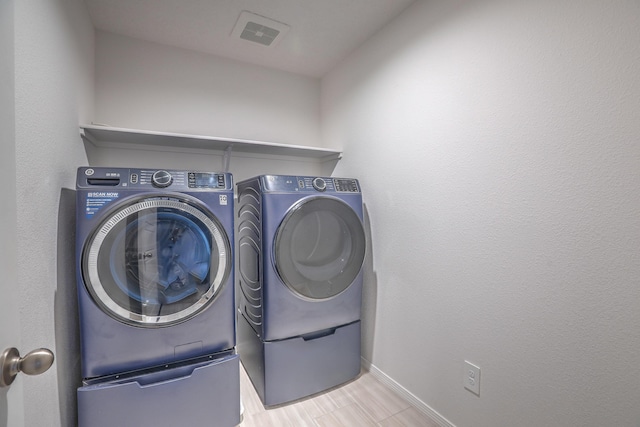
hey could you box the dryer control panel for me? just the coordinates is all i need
[261,175,360,193]
[77,167,232,191]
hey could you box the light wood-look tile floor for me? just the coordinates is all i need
[239,364,438,427]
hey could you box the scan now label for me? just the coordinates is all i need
[85,192,119,218]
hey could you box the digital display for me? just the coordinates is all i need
[188,172,225,188]
[334,179,359,192]
[195,173,218,187]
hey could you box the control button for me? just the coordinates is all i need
[312,177,327,192]
[151,170,173,188]
[130,174,138,184]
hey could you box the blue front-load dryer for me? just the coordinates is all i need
[237,175,366,406]
[75,167,240,427]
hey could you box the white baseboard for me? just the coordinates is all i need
[361,357,455,427]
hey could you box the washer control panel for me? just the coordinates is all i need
[77,167,232,191]
[262,175,360,193]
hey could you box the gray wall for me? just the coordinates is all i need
[14,0,93,425]
[88,31,333,180]
[10,0,640,425]
[0,0,21,422]
[94,31,322,148]
[322,0,640,426]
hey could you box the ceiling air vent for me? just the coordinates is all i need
[231,11,290,47]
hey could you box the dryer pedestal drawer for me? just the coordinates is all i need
[238,313,361,406]
[78,351,240,427]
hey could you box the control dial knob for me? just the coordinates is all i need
[152,170,173,188]
[312,177,327,192]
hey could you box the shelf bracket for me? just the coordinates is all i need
[222,144,233,172]
[79,128,96,145]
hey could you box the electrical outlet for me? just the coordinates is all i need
[464,361,480,396]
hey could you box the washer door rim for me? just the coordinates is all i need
[82,193,231,327]
[273,196,366,301]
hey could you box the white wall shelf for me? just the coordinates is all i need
[79,124,342,161]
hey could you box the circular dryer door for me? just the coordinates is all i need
[274,197,366,300]
[82,195,231,327]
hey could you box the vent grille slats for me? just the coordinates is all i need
[237,184,263,331]
[231,11,290,48]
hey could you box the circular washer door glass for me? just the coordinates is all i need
[274,197,365,300]
[82,195,231,327]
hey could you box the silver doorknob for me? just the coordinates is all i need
[0,347,54,388]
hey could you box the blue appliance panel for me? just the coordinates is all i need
[76,167,236,378]
[238,312,361,406]
[261,193,364,341]
[236,174,365,405]
[240,175,365,341]
[77,351,240,427]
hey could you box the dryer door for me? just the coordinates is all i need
[82,195,231,327]
[274,197,365,300]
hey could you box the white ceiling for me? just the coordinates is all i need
[84,0,416,78]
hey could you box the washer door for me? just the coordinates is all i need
[274,197,365,300]
[82,195,231,327]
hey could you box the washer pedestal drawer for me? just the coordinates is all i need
[77,351,240,427]
[238,313,361,407]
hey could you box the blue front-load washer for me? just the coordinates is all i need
[76,167,239,427]
[237,175,366,406]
